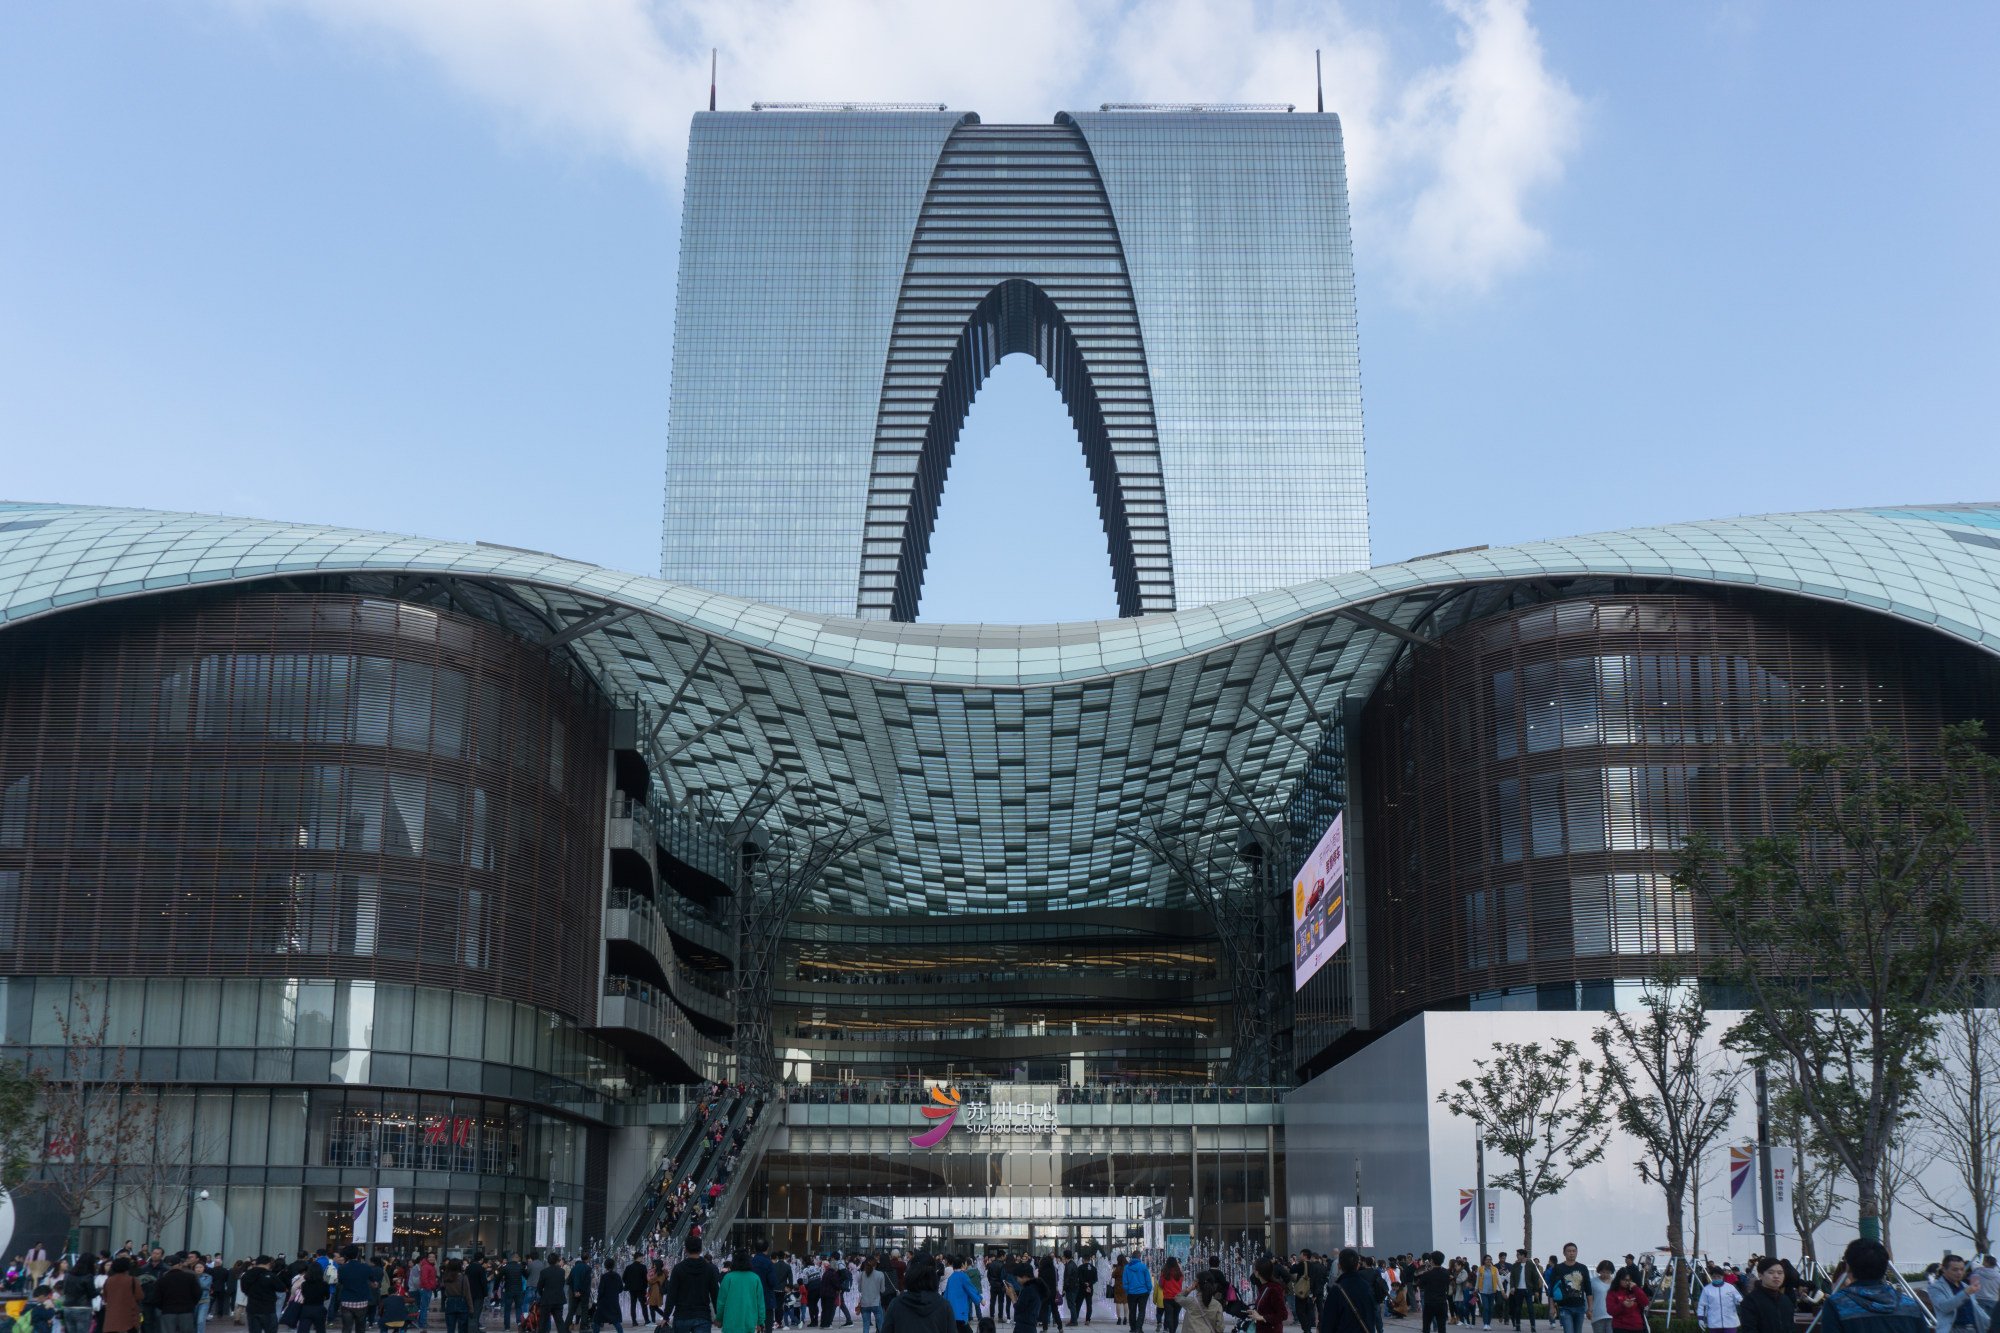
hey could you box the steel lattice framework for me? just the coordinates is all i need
[2,502,1999,917]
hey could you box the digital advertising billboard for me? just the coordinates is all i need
[1292,812,1347,990]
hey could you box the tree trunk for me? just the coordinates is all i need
[1857,1172,1883,1244]
[1523,1198,1535,1263]
[1665,1186,1692,1316]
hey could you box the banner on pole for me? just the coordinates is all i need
[534,1206,550,1248]
[1769,1147,1794,1219]
[374,1187,396,1245]
[1487,1198,1498,1233]
[1460,1190,1479,1243]
[1729,1145,1761,1235]
[351,1189,371,1245]
[1343,1206,1357,1248]
[553,1205,569,1249]
[1361,1206,1375,1249]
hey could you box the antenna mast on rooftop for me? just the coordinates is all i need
[1316,49,1324,113]
[709,49,716,111]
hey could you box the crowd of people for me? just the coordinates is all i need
[637,1083,765,1248]
[2,1234,1985,1333]
[1373,1238,1974,1333]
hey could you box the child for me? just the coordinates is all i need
[30,1286,57,1333]
[381,1283,412,1333]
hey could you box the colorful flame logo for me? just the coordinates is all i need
[909,1085,960,1148]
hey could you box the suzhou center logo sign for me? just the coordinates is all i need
[909,1086,1062,1147]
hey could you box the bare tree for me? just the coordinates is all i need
[1876,1132,1925,1259]
[1594,975,1740,1311]
[36,989,149,1241]
[1908,1006,2000,1253]
[1439,1039,1613,1256]
[122,1089,226,1250]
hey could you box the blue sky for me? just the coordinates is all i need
[1,2,1995,623]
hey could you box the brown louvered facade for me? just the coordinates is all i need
[1357,590,2000,1031]
[0,590,609,1023]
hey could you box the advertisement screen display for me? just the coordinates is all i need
[1292,813,1347,990]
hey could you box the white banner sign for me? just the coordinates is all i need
[374,1187,396,1244]
[553,1206,569,1249]
[1343,1206,1357,1248]
[1361,1206,1375,1249]
[351,1189,371,1244]
[534,1206,550,1248]
[1730,1146,1793,1236]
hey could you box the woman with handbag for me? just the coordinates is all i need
[101,1259,144,1333]
[438,1263,472,1333]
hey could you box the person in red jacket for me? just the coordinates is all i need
[1605,1270,1650,1333]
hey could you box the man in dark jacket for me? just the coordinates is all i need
[1819,1241,1926,1333]
[750,1243,777,1330]
[155,1256,205,1333]
[663,1237,721,1333]
[501,1257,525,1330]
[569,1257,596,1329]
[335,1249,383,1333]
[625,1257,654,1326]
[239,1259,281,1333]
[1415,1255,1454,1333]
[537,1260,572,1333]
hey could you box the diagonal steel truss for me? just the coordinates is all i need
[1129,762,1296,1084]
[731,812,889,1083]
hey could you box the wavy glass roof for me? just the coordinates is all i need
[2,500,1997,912]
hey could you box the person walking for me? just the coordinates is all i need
[1250,1261,1286,1333]
[1603,1271,1646,1333]
[1173,1272,1225,1333]
[536,1260,570,1333]
[1546,1248,1588,1333]
[439,1263,473,1333]
[662,1237,720,1333]
[940,1257,976,1333]
[857,1259,888,1333]
[1505,1253,1541,1333]
[1416,1255,1453,1333]
[1121,1259,1152,1333]
[1694,1266,1742,1333]
[1737,1260,1793,1333]
[714,1254,761,1333]
[298,1260,332,1333]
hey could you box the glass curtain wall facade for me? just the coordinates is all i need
[1355,588,2000,1031]
[660,109,1368,619]
[738,1093,1283,1257]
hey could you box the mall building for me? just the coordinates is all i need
[4,103,1999,1263]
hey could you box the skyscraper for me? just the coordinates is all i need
[660,107,1369,620]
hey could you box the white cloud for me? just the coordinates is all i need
[229,0,1581,297]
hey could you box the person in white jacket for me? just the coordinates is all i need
[1695,1268,1742,1333]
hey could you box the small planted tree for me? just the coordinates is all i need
[37,989,149,1244]
[1677,723,2000,1240]
[1594,975,1739,1311]
[1439,1039,1613,1256]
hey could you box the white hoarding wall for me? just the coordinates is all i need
[1291,1008,1987,1265]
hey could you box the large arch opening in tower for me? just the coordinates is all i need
[892,280,1138,622]
[858,119,1173,622]
[918,351,1119,622]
